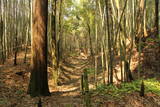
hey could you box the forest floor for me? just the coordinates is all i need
[0,40,160,107]
[0,53,89,107]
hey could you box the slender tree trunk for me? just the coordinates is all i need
[87,23,93,57]
[50,0,59,86]
[14,0,18,66]
[105,0,113,84]
[0,0,3,62]
[57,0,63,64]
[155,0,159,37]
[24,25,29,63]
[155,0,160,72]
[0,16,4,64]
[14,32,18,65]
[24,1,31,63]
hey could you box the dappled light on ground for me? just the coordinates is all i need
[0,51,160,106]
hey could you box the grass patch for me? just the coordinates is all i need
[91,78,160,98]
[84,68,95,74]
[16,90,25,95]
[0,98,7,105]
[70,53,78,57]
[145,78,160,95]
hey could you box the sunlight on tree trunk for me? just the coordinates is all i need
[28,0,50,97]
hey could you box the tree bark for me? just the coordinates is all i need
[155,0,159,37]
[28,0,50,97]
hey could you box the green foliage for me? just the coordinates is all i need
[145,78,160,96]
[65,104,73,107]
[70,52,77,57]
[146,38,155,42]
[16,90,24,95]
[146,38,160,44]
[0,98,7,105]
[92,78,160,99]
[85,68,95,74]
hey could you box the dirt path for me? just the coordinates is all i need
[0,53,89,107]
[1,53,160,107]
[48,56,89,106]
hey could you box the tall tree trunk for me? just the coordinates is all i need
[105,0,113,84]
[87,23,93,57]
[14,3,18,65]
[155,0,160,72]
[24,1,31,63]
[57,0,63,64]
[50,0,59,86]
[28,0,50,97]
[155,0,159,37]
[0,16,4,64]
[24,25,29,63]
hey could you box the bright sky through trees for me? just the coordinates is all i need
[73,0,81,5]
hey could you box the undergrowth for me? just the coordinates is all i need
[92,78,160,99]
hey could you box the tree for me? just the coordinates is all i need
[50,0,59,85]
[27,0,50,97]
[155,0,159,37]
[155,0,160,72]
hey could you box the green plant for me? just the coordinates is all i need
[0,99,7,105]
[92,78,160,98]
[16,90,24,95]
[145,78,160,95]
[85,68,95,74]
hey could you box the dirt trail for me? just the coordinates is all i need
[0,53,89,107]
[1,53,160,107]
[48,56,89,106]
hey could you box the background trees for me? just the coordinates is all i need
[0,0,30,64]
[0,0,159,99]
[57,0,159,84]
